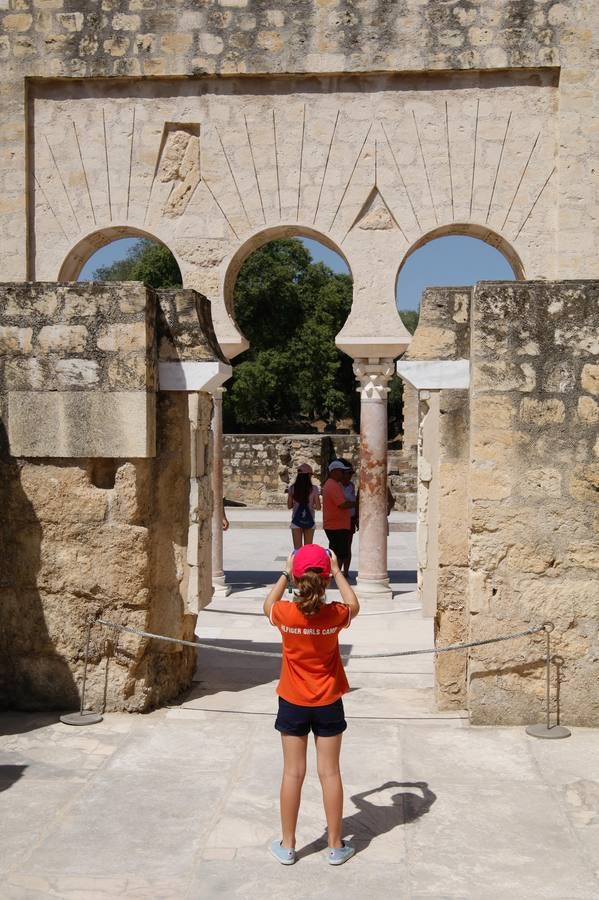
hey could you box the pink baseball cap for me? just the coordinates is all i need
[291,544,332,578]
[297,463,313,474]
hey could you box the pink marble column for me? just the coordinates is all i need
[211,388,230,598]
[354,360,394,599]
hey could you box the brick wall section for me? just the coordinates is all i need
[468,281,599,726]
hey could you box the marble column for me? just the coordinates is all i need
[211,388,230,598]
[353,359,394,600]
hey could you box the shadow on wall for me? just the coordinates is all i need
[0,423,79,713]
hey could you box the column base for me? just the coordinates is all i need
[212,575,231,599]
[356,578,393,602]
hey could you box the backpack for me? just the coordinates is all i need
[291,501,315,530]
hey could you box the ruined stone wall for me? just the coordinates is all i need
[2,0,596,364]
[403,287,471,707]
[468,281,599,726]
[223,433,360,508]
[0,283,217,711]
[222,433,416,510]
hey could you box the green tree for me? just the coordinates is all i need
[92,239,182,289]
[224,239,354,430]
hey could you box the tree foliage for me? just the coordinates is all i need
[92,239,182,289]
[225,239,356,430]
[90,236,420,435]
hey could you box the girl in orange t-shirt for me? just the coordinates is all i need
[263,544,360,867]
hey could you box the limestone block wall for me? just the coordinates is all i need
[0,281,156,457]
[403,287,471,707]
[0,283,217,712]
[3,0,596,308]
[468,281,599,726]
[223,434,360,508]
[222,433,416,510]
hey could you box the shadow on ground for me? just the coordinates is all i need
[221,569,417,592]
[0,711,62,738]
[0,764,28,794]
[298,781,436,859]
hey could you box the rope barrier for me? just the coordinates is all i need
[96,618,549,660]
[60,618,570,740]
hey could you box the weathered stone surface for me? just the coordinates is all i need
[581,364,599,395]
[8,391,156,458]
[519,398,565,426]
[0,282,224,712]
[0,282,157,397]
[0,326,32,354]
[578,396,599,423]
[469,281,599,726]
[37,325,88,353]
[96,323,147,353]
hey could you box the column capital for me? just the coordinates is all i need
[353,358,394,401]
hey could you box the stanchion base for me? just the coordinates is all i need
[60,712,103,726]
[526,724,571,740]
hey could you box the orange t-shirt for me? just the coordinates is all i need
[322,478,351,530]
[270,600,351,706]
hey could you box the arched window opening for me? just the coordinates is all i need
[77,236,182,289]
[396,233,517,312]
[224,237,355,434]
[390,233,518,439]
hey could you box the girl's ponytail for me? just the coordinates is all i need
[294,569,328,615]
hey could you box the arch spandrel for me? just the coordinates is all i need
[34,72,557,358]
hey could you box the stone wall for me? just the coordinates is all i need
[468,281,599,726]
[223,434,360,508]
[0,281,156,458]
[0,283,217,712]
[222,433,416,510]
[404,286,471,708]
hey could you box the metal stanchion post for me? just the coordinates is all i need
[60,619,103,726]
[526,623,570,740]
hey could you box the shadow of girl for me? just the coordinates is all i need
[298,781,436,859]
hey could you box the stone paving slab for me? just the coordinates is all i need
[225,508,417,532]
[1,528,598,898]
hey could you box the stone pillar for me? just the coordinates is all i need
[211,388,230,598]
[417,390,441,618]
[353,359,394,600]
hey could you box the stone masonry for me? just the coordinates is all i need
[403,286,471,709]
[0,1,598,722]
[0,283,220,712]
[468,281,599,727]
[222,434,417,511]
[399,280,599,726]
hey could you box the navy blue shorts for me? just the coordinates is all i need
[275,696,347,737]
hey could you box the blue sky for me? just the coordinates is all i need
[79,234,515,311]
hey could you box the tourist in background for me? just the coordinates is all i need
[287,463,321,549]
[321,460,354,573]
[337,458,357,580]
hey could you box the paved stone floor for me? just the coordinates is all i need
[1,526,598,899]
